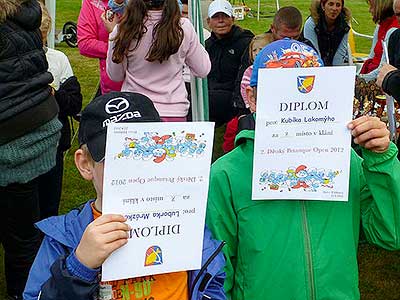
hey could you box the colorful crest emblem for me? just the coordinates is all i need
[297,76,315,94]
[144,245,163,266]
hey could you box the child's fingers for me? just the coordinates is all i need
[97,221,131,234]
[350,114,390,153]
[103,230,130,243]
[353,128,385,145]
[106,238,129,254]
[347,115,370,130]
[363,137,390,153]
[93,214,127,225]
[350,117,385,138]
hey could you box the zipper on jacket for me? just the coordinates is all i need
[189,241,226,299]
[301,201,316,300]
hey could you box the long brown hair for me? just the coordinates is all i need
[112,0,184,63]
[367,0,395,23]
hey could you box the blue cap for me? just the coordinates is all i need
[250,39,323,87]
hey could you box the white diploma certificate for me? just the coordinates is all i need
[102,122,214,281]
[252,66,356,201]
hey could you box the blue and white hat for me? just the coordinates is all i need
[250,39,324,87]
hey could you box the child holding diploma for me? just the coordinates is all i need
[23,92,226,300]
[206,39,400,300]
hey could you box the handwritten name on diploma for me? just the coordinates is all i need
[265,116,336,128]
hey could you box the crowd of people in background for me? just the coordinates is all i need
[1,0,400,299]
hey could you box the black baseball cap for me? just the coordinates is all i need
[78,92,161,162]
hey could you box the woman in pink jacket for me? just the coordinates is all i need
[106,0,211,121]
[77,0,123,94]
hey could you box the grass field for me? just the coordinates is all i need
[1,0,399,298]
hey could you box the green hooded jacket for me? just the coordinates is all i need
[206,128,400,300]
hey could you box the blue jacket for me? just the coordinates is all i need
[24,200,226,300]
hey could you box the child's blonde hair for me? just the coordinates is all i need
[248,33,274,63]
[241,33,273,110]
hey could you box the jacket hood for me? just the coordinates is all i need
[234,113,256,147]
[0,0,41,29]
[310,0,351,24]
[234,126,255,147]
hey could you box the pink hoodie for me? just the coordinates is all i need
[77,0,122,94]
[107,10,211,117]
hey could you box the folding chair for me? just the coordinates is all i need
[348,27,373,63]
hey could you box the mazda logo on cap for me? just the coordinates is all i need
[105,97,130,114]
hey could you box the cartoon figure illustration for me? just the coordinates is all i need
[266,52,306,68]
[263,42,322,70]
[165,137,177,160]
[132,145,144,160]
[116,145,132,158]
[291,165,310,189]
[126,137,137,148]
[142,147,153,160]
[196,143,206,155]
[265,52,320,69]
[177,141,190,156]
[188,141,198,156]
[153,147,167,163]
[285,167,297,191]
[259,165,340,192]
[268,172,281,190]
[322,170,340,188]
[153,134,171,145]
[114,131,208,163]
[116,137,136,158]
[185,133,195,141]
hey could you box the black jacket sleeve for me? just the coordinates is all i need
[382,70,400,101]
[54,75,83,151]
[55,75,83,117]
